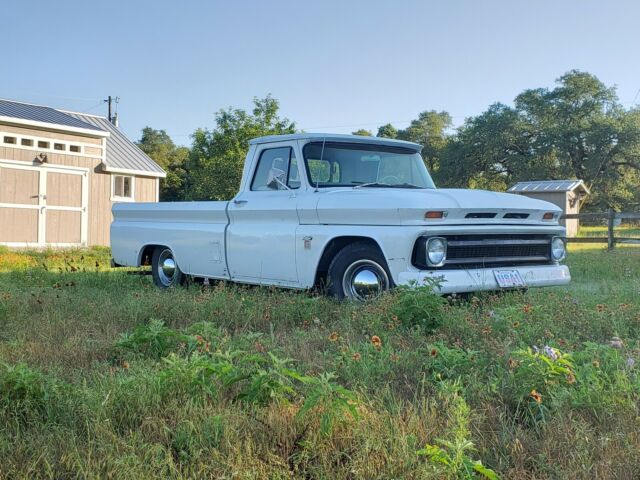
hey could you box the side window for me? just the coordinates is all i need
[251,147,300,191]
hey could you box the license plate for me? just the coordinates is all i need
[493,270,526,289]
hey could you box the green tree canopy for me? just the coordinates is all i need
[186,95,296,200]
[376,123,398,139]
[438,70,640,209]
[136,127,189,201]
[351,129,372,136]
[396,111,452,172]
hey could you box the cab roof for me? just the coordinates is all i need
[248,133,422,151]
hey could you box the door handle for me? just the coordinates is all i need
[233,199,248,205]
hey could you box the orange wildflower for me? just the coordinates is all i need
[566,372,576,384]
[529,389,542,404]
[523,304,533,314]
[122,361,130,370]
[371,335,382,350]
[508,358,518,369]
[596,304,606,313]
[430,348,438,357]
[328,331,339,342]
[352,352,361,361]
[512,321,520,328]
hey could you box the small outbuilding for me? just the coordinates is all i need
[0,98,165,247]
[508,179,590,237]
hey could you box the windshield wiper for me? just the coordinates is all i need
[352,182,391,189]
[352,182,424,189]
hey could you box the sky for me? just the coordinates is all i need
[1,0,639,145]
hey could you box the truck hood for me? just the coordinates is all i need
[313,188,562,226]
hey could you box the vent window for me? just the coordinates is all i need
[21,138,34,147]
[54,143,66,151]
[3,136,16,144]
[37,141,50,149]
[69,145,81,153]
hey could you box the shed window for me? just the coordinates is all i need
[38,141,50,149]
[112,175,134,200]
[3,136,16,144]
[69,145,81,153]
[54,143,66,151]
[21,138,34,147]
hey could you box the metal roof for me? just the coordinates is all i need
[249,133,422,151]
[0,98,105,133]
[508,179,590,194]
[64,112,165,177]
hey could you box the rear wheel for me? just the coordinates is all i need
[151,247,184,288]
[327,242,391,301]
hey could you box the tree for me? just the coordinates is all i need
[352,129,372,136]
[185,95,296,200]
[437,103,540,190]
[376,123,397,139]
[137,128,189,201]
[397,111,452,172]
[513,70,639,209]
[438,71,640,209]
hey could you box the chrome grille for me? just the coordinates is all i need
[413,234,553,270]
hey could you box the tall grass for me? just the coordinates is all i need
[0,246,638,478]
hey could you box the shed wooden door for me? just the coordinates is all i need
[0,161,88,246]
[45,170,86,244]
[0,163,40,244]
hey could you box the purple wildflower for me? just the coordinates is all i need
[626,357,635,369]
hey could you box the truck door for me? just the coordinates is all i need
[226,144,301,284]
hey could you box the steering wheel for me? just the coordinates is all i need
[379,175,400,184]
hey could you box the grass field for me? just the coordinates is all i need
[578,224,640,239]
[0,245,639,479]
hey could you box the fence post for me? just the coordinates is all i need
[607,208,615,250]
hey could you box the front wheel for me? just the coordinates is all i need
[151,247,184,288]
[327,243,392,301]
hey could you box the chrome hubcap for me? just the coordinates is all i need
[343,259,389,301]
[157,249,177,286]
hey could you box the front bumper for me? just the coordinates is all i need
[396,264,571,294]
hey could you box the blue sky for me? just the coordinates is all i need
[2,0,639,145]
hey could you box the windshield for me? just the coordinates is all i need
[302,142,436,189]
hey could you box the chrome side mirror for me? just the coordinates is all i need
[267,167,287,190]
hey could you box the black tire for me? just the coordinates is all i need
[151,247,184,288]
[327,242,392,301]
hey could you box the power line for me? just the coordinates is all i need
[8,91,102,103]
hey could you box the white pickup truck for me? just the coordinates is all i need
[111,133,570,300]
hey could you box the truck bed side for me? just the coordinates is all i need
[111,201,230,279]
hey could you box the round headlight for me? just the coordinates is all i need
[426,237,447,267]
[551,237,566,261]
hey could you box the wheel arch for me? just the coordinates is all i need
[138,243,174,267]
[314,236,388,288]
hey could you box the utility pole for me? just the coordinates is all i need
[104,96,120,123]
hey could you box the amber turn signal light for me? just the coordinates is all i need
[543,212,555,220]
[425,211,446,219]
